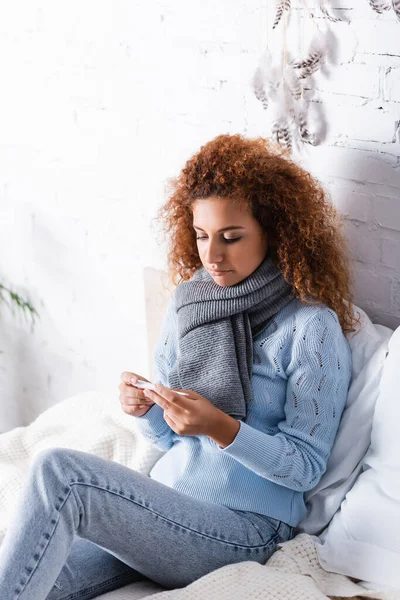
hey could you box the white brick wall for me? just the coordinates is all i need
[0,1,399,431]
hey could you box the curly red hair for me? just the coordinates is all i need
[154,134,360,334]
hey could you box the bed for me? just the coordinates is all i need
[0,268,399,599]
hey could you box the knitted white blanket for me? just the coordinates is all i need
[0,392,164,548]
[0,392,397,600]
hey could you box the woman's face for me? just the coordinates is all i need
[191,196,269,287]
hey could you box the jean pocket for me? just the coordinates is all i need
[275,521,296,545]
[232,510,282,546]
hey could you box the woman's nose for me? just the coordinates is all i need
[204,239,224,264]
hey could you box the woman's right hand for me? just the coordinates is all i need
[119,372,155,417]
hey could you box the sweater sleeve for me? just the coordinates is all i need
[134,293,178,452]
[218,308,352,492]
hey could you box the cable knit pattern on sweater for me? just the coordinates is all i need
[135,297,352,527]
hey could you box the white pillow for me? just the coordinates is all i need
[298,305,393,536]
[316,323,400,590]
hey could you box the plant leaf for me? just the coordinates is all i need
[0,283,39,325]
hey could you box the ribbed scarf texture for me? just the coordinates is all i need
[167,255,295,418]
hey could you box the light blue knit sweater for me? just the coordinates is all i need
[135,296,352,527]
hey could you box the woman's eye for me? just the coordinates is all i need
[195,236,241,244]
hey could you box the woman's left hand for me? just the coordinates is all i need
[143,384,222,437]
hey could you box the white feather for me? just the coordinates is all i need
[294,97,317,145]
[318,0,343,22]
[275,83,295,121]
[269,84,295,151]
[368,0,391,13]
[252,49,283,109]
[273,0,291,30]
[291,29,326,79]
[252,67,269,109]
[272,121,293,151]
[285,66,303,100]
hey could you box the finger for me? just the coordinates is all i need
[120,385,147,400]
[143,389,184,414]
[121,392,148,402]
[143,389,167,409]
[121,401,147,410]
[153,384,196,409]
[164,411,179,430]
[119,381,142,394]
[120,380,154,400]
[122,402,153,410]
[120,388,152,403]
[120,372,149,386]
[121,372,137,385]
[121,395,152,407]
[121,395,153,406]
[172,388,201,399]
[121,403,147,415]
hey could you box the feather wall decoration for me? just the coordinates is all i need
[252,49,283,109]
[294,97,317,146]
[318,1,343,22]
[253,67,269,109]
[252,3,335,150]
[392,0,400,19]
[368,0,391,13]
[272,119,293,150]
[294,57,323,79]
[291,30,326,80]
[366,0,399,20]
[273,0,291,30]
[285,66,303,100]
[270,84,295,151]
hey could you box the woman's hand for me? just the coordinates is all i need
[119,372,155,418]
[143,384,240,446]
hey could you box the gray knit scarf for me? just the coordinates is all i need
[167,255,295,418]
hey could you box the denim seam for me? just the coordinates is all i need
[68,481,274,550]
[55,456,85,518]
[233,512,281,544]
[13,455,84,599]
[13,490,73,600]
[59,571,136,600]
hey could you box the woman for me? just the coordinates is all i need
[0,134,358,599]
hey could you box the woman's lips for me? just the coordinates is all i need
[209,269,231,276]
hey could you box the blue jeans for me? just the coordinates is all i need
[0,447,295,600]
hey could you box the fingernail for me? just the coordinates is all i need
[130,377,137,384]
